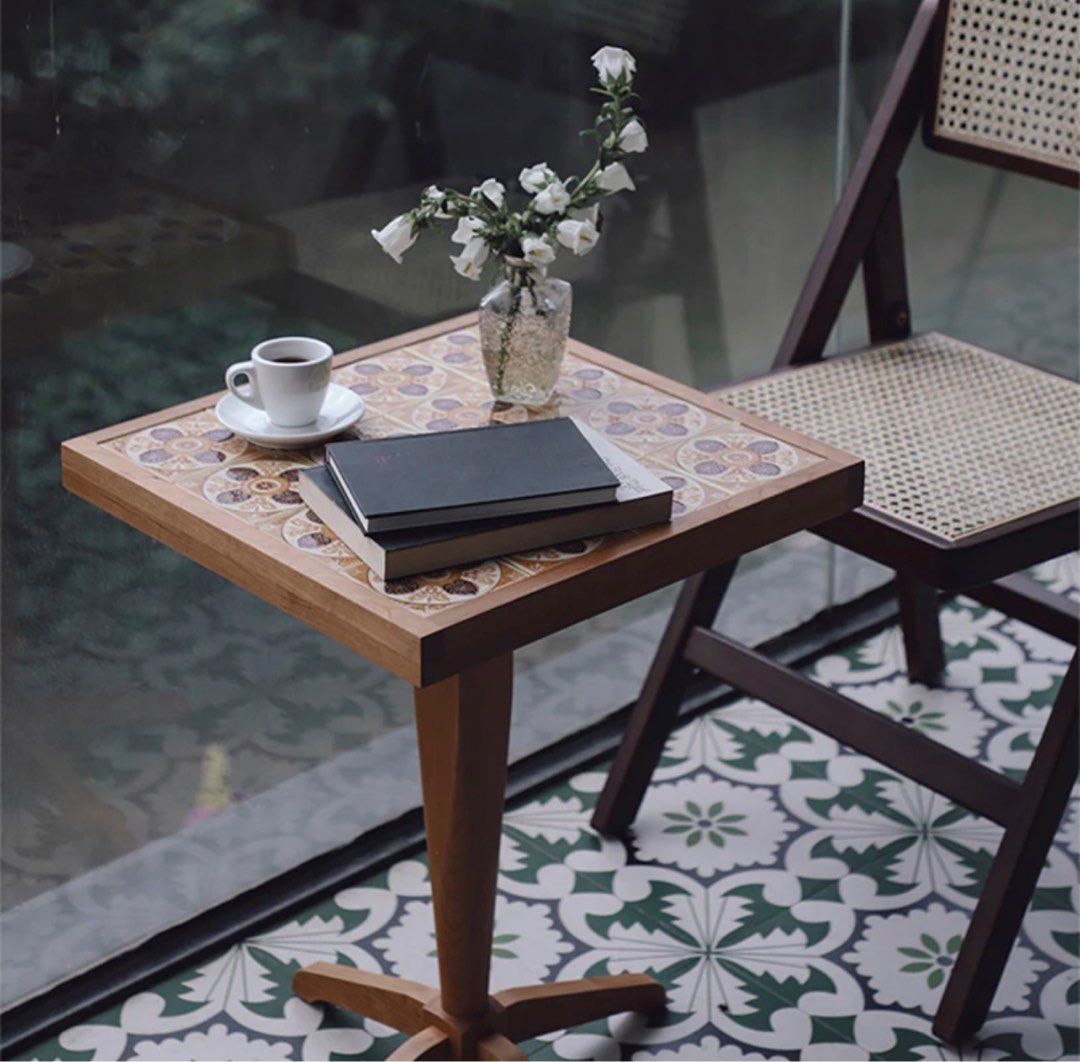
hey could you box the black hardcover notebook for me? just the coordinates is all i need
[324,418,620,533]
[299,425,673,578]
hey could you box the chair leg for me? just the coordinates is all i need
[896,575,945,685]
[591,562,738,835]
[933,652,1078,1044]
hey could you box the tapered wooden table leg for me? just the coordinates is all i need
[293,653,666,1060]
[412,653,516,1058]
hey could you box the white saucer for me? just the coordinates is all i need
[215,383,364,449]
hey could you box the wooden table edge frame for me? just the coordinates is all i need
[60,314,864,687]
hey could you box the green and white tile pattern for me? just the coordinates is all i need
[27,558,1079,1061]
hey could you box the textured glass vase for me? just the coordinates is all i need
[478,263,572,406]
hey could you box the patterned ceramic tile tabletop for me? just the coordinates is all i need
[100,325,824,618]
[26,557,1079,1061]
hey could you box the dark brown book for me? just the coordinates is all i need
[300,423,672,579]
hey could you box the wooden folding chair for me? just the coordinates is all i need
[592,0,1079,1044]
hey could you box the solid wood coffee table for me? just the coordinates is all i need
[62,314,862,1060]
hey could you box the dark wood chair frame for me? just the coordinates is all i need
[592,0,1079,1045]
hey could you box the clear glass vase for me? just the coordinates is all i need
[478,262,572,406]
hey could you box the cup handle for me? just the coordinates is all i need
[225,361,263,410]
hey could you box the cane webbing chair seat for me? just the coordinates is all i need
[931,0,1079,176]
[722,333,1080,543]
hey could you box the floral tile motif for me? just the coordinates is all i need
[655,470,713,518]
[29,572,1078,1061]
[810,595,1075,783]
[279,506,355,563]
[630,773,797,876]
[835,674,994,756]
[1030,554,1080,603]
[335,408,411,443]
[334,351,450,411]
[556,866,863,1048]
[363,558,515,607]
[197,458,313,523]
[644,442,737,513]
[584,385,712,454]
[111,410,249,479]
[670,428,806,486]
[845,903,1045,1016]
[503,538,604,576]
[406,382,531,433]
[780,764,1007,911]
[410,330,485,377]
[550,356,625,410]
[375,872,574,992]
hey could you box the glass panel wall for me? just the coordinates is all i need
[7,0,1073,1004]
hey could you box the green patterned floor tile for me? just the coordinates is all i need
[24,571,1079,1061]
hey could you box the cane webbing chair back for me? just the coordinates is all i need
[926,0,1080,185]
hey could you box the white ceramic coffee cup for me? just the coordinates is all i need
[225,337,333,427]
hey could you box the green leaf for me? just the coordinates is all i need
[687,830,702,846]
[663,824,690,835]
[708,831,726,847]
[686,801,703,817]
[920,933,941,953]
[707,802,725,817]
[928,967,945,989]
[898,946,930,958]
[946,935,962,954]
[900,962,932,972]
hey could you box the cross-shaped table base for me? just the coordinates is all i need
[295,964,665,1060]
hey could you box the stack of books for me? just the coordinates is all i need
[298,417,673,579]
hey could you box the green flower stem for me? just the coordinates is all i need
[494,269,524,396]
[492,264,546,397]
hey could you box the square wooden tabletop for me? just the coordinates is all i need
[62,314,863,686]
